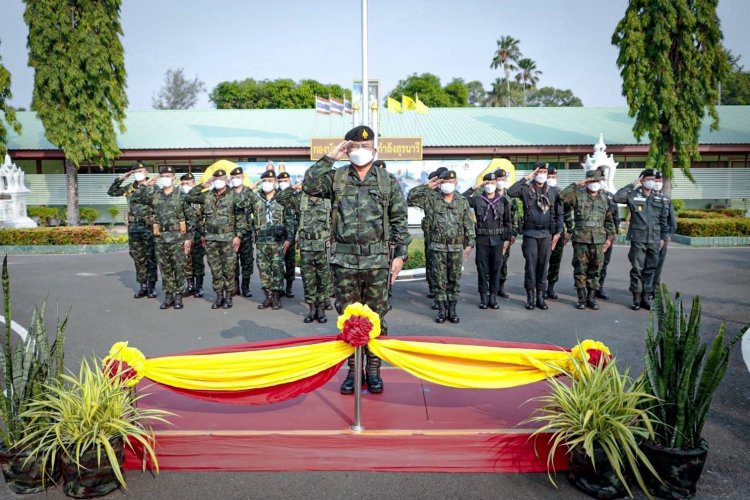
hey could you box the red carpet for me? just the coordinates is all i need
[125,368,567,473]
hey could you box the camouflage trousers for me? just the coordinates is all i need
[155,238,187,295]
[627,242,659,293]
[184,234,205,279]
[284,240,296,285]
[572,242,604,290]
[300,249,332,304]
[547,238,567,285]
[128,228,157,284]
[432,250,464,302]
[205,240,236,293]
[256,240,284,292]
[599,243,613,288]
[425,237,434,292]
[235,231,255,281]
[332,265,390,334]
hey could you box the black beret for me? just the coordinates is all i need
[213,169,227,177]
[482,172,497,181]
[180,173,194,181]
[439,170,457,180]
[277,172,291,180]
[229,167,243,176]
[640,168,655,178]
[372,160,386,168]
[133,161,146,170]
[535,162,549,170]
[585,170,602,180]
[548,167,557,175]
[435,167,448,176]
[159,165,174,174]
[654,171,663,179]
[494,168,506,178]
[344,125,375,142]
[260,170,276,180]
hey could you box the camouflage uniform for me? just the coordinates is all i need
[234,187,256,296]
[108,177,158,296]
[559,182,616,309]
[252,190,293,307]
[282,194,299,297]
[183,192,206,295]
[596,190,620,299]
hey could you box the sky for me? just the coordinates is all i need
[1,0,749,110]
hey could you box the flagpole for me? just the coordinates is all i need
[361,0,369,129]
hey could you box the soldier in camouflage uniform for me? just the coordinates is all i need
[180,173,206,298]
[544,167,570,300]
[303,125,411,395]
[614,169,670,310]
[229,167,255,298]
[593,166,620,300]
[277,172,298,298]
[252,170,294,310]
[559,171,616,310]
[277,182,333,323]
[108,161,158,298]
[185,169,247,309]
[409,170,475,323]
[422,167,447,310]
[131,166,194,309]
[650,172,677,298]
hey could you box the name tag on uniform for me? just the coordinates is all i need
[633,196,646,202]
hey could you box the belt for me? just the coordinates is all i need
[577,221,603,228]
[476,228,504,236]
[528,224,550,230]
[333,242,387,256]
[129,216,149,224]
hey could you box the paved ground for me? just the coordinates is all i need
[3,243,749,499]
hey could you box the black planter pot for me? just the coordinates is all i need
[0,446,60,494]
[568,445,629,499]
[641,439,709,499]
[60,438,125,498]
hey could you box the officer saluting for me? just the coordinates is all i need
[180,173,206,298]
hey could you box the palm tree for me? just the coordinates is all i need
[515,58,542,106]
[490,36,522,107]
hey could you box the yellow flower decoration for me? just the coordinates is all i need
[102,341,146,387]
[565,339,613,378]
[337,302,381,346]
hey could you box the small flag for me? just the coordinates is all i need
[329,96,344,115]
[387,96,402,113]
[315,96,330,114]
[415,94,429,114]
[402,95,417,111]
[344,97,353,114]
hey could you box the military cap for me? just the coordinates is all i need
[585,170,602,180]
[494,168,507,178]
[213,169,227,177]
[640,168,655,178]
[344,125,375,142]
[260,170,276,180]
[435,167,448,177]
[482,172,497,181]
[654,171,663,179]
[535,162,549,170]
[229,167,243,176]
[372,160,386,169]
[133,161,146,170]
[427,170,439,180]
[277,171,291,180]
[180,172,194,181]
[159,165,175,174]
[548,167,558,175]
[439,169,457,180]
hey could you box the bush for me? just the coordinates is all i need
[404,237,426,270]
[27,206,61,226]
[79,207,100,225]
[106,234,129,244]
[108,206,120,224]
[676,218,750,237]
[671,199,685,211]
[0,227,109,245]
[678,208,744,219]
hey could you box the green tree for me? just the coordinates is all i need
[514,58,542,106]
[486,79,523,107]
[209,78,349,109]
[612,0,729,181]
[387,73,471,107]
[0,39,22,158]
[24,0,127,226]
[721,52,750,105]
[490,35,522,107]
[526,86,583,107]
[152,68,206,109]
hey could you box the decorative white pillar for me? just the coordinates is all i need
[581,134,619,194]
[0,154,38,228]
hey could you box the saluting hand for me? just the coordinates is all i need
[328,140,349,161]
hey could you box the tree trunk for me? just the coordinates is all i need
[65,158,80,226]
[504,66,511,107]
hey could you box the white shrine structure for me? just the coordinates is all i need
[581,134,619,194]
[0,154,37,228]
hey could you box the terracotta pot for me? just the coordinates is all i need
[641,439,709,499]
[0,446,59,494]
[60,438,124,498]
[567,444,629,499]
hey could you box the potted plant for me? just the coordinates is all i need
[640,285,748,498]
[526,349,660,499]
[17,357,171,498]
[0,256,67,494]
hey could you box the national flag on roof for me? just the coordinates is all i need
[329,96,344,115]
[343,97,353,114]
[315,96,330,114]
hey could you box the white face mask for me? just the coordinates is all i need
[483,183,497,194]
[546,178,558,187]
[535,174,548,184]
[643,179,655,190]
[349,148,374,167]
[213,179,226,190]
[278,181,291,191]
[261,182,276,193]
[654,182,664,191]
[158,177,173,189]
[587,182,601,193]
[134,172,146,182]
[440,183,456,194]
[181,185,192,194]
[230,177,243,188]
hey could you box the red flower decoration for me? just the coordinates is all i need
[338,316,374,347]
[586,349,613,367]
[103,359,137,383]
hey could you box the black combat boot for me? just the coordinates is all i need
[271,291,281,310]
[134,283,148,299]
[488,293,499,309]
[147,282,157,298]
[431,300,439,310]
[576,288,587,309]
[427,290,435,299]
[325,301,333,310]
[173,294,184,310]
[340,355,361,395]
[211,292,225,310]
[184,278,195,297]
[447,301,460,323]
[194,276,204,298]
[586,288,599,310]
[316,302,327,323]
[525,290,535,310]
[536,289,549,310]
[546,283,559,299]
[303,303,317,323]
[478,294,488,309]
[435,301,446,323]
[258,290,272,309]
[498,280,509,298]
[285,281,294,298]
[595,287,609,300]
[223,293,233,309]
[640,293,652,311]
[160,294,174,310]
[365,354,384,394]
[241,278,252,297]
[631,292,641,311]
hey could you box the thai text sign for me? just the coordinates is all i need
[310,137,423,160]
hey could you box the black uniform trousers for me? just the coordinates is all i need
[475,243,504,296]
[521,235,552,292]
[628,242,659,293]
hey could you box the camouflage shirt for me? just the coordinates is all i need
[184,187,248,242]
[130,186,195,244]
[107,177,154,233]
[251,190,294,243]
[233,187,257,234]
[613,183,670,243]
[303,156,411,269]
[559,184,616,244]
[277,189,332,252]
[408,184,476,252]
